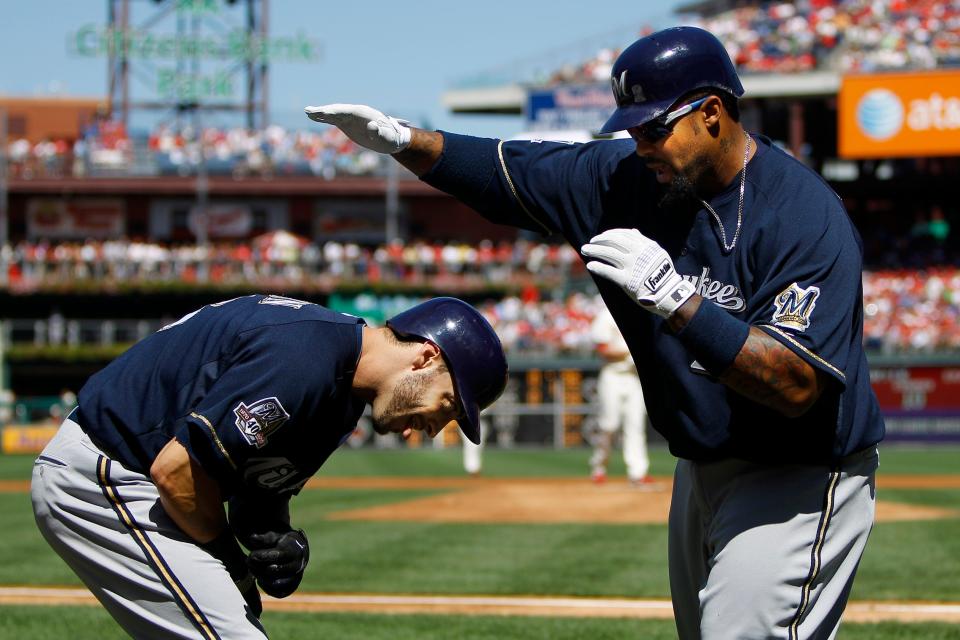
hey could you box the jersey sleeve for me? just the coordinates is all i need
[172,322,332,489]
[421,131,641,240]
[744,196,865,387]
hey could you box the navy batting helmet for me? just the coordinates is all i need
[599,26,743,134]
[386,297,508,445]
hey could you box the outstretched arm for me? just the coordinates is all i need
[304,103,444,176]
[394,129,444,176]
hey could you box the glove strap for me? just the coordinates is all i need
[657,278,696,318]
[628,256,696,318]
[390,118,412,153]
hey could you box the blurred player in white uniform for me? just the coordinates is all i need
[461,415,488,476]
[589,300,651,486]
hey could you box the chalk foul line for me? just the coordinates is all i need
[2,587,960,623]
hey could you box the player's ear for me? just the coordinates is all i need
[411,340,443,371]
[702,95,723,128]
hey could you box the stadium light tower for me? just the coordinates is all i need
[105,0,270,130]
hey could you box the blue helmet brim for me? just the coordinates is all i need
[450,371,482,445]
[598,99,672,134]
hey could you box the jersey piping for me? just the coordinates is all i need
[497,140,551,235]
[788,469,841,639]
[759,324,846,381]
[190,412,237,470]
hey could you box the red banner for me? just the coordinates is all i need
[27,198,125,239]
[870,367,960,414]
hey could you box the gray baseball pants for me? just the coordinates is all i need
[669,447,878,639]
[31,417,268,639]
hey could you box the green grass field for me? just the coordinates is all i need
[3,444,959,638]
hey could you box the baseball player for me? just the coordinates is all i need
[588,300,650,486]
[305,25,884,639]
[461,414,488,476]
[31,294,507,639]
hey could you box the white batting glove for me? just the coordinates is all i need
[581,228,696,319]
[304,103,411,154]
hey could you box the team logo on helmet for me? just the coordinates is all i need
[772,283,820,332]
[612,70,645,106]
[234,396,290,448]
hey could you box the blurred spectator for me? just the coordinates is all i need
[536,0,960,86]
[0,237,584,294]
[2,234,958,354]
[862,267,960,353]
[8,122,389,179]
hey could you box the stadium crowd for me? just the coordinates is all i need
[10,1,960,179]
[2,237,959,354]
[545,0,960,84]
[6,122,386,180]
[0,238,583,291]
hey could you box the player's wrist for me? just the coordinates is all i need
[391,119,412,153]
[651,275,696,318]
[675,298,750,375]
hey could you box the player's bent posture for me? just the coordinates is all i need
[306,26,884,640]
[32,295,507,639]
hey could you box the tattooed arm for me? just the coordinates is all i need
[669,297,827,417]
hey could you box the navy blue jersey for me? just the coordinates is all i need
[76,294,366,496]
[423,132,884,463]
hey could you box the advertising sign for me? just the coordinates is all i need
[526,84,614,132]
[871,366,960,440]
[839,70,960,158]
[2,426,60,454]
[67,0,320,102]
[26,199,126,239]
[188,204,253,238]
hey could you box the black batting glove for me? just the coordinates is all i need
[200,531,263,618]
[245,529,309,599]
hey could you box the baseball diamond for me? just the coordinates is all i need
[3,2,960,639]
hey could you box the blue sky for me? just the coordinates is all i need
[0,0,686,138]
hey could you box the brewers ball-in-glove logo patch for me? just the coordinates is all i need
[234,397,290,448]
[772,282,820,332]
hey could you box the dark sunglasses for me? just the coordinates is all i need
[630,97,710,144]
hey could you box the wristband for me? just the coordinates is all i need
[675,299,750,375]
[420,131,499,201]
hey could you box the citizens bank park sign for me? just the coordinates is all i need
[67,0,321,101]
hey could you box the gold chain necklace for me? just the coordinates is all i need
[699,131,751,253]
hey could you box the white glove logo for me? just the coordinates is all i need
[645,260,673,292]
